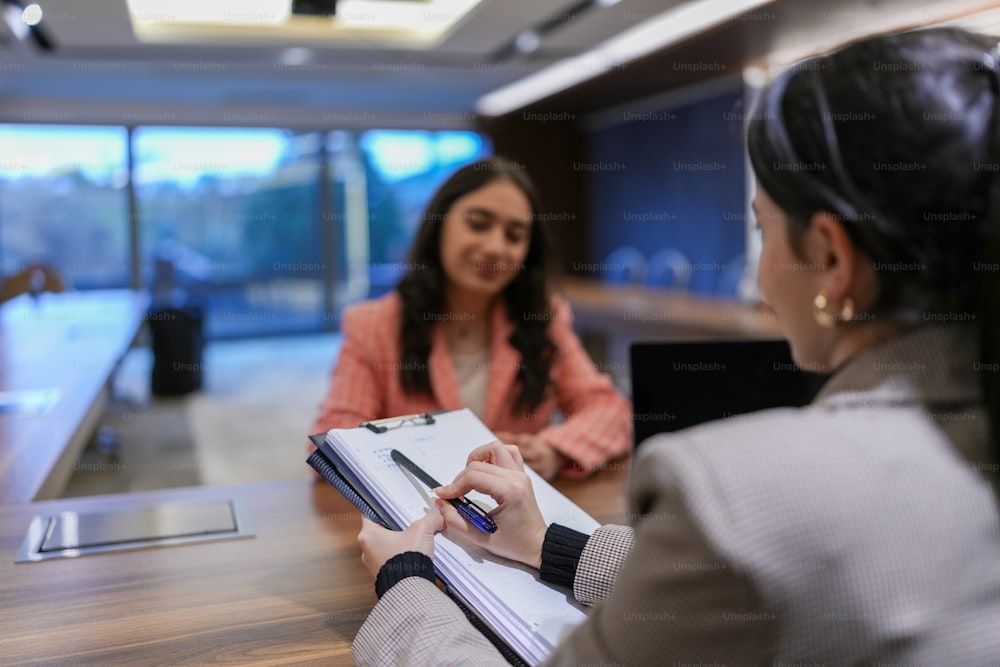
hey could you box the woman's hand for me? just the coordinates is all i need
[494,431,568,481]
[433,440,549,569]
[357,511,444,577]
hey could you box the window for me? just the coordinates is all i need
[132,127,324,337]
[0,123,489,337]
[351,129,488,298]
[0,125,129,289]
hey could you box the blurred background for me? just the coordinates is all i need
[1,0,997,498]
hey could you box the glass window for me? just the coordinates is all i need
[132,127,324,337]
[0,125,129,289]
[1,123,490,337]
[344,129,489,300]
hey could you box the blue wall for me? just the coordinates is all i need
[586,88,748,296]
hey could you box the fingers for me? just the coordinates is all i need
[519,444,541,462]
[358,516,381,536]
[435,498,503,557]
[435,498,482,539]
[513,436,545,468]
[414,508,445,534]
[466,440,519,470]
[435,462,526,501]
[505,444,525,468]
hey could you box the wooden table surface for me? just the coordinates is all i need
[557,277,783,387]
[0,463,630,666]
[558,276,781,339]
[0,289,149,503]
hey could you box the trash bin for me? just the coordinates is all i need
[148,301,205,396]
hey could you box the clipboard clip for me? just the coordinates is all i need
[361,411,439,434]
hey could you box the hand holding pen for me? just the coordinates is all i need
[432,440,549,570]
[358,440,551,577]
[391,449,497,534]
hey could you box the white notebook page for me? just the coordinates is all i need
[326,408,600,665]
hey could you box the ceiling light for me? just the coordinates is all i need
[127,0,481,44]
[280,46,312,65]
[743,65,768,88]
[514,30,540,54]
[337,0,479,32]
[21,2,40,26]
[127,0,289,25]
[1,0,54,50]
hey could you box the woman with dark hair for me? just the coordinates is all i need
[349,28,1000,664]
[312,156,632,479]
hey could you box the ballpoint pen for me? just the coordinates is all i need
[390,449,498,534]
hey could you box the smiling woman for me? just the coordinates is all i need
[311,156,633,480]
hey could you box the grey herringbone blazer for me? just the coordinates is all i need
[352,325,1000,666]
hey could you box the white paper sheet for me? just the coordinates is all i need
[326,408,600,665]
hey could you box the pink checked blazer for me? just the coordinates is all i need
[311,291,632,475]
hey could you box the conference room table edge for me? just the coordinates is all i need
[0,288,151,504]
[0,461,630,666]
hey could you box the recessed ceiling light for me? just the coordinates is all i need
[127,0,482,44]
[514,30,540,54]
[280,46,312,65]
[22,3,42,26]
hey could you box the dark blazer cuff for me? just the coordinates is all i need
[539,523,589,588]
[374,551,436,599]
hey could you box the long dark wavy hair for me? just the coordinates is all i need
[746,27,1000,463]
[396,157,557,413]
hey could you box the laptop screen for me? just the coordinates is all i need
[628,339,828,447]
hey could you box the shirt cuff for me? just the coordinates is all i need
[374,551,436,599]
[539,523,590,588]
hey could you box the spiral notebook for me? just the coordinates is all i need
[306,408,599,666]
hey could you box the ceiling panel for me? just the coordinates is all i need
[0,0,996,127]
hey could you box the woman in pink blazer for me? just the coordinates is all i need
[311,157,631,479]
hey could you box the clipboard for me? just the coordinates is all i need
[359,410,444,433]
[306,411,446,526]
[305,411,530,666]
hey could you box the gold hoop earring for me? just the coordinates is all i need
[813,291,835,328]
[839,297,854,323]
[813,291,855,327]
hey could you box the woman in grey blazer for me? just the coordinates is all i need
[353,27,1000,665]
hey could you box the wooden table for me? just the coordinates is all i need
[0,465,629,666]
[558,277,783,387]
[0,289,149,503]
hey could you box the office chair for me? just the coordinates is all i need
[0,263,68,304]
[643,247,692,290]
[600,246,646,284]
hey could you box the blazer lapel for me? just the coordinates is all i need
[428,323,465,410]
[482,302,520,427]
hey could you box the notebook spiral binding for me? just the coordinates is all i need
[306,450,389,526]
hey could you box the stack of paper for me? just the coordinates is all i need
[323,408,599,665]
